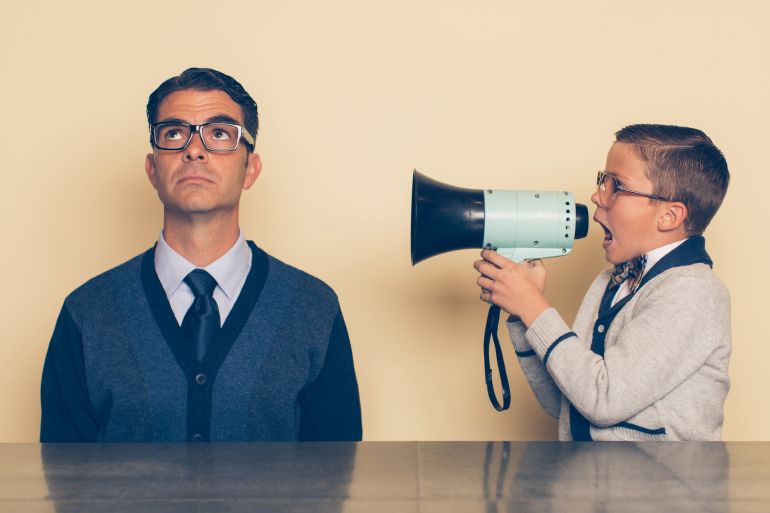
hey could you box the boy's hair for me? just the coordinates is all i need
[146,68,258,152]
[615,124,729,235]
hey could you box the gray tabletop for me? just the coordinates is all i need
[2,442,769,512]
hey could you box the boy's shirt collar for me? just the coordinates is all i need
[641,238,690,280]
[612,238,688,306]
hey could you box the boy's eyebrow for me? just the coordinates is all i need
[604,170,630,182]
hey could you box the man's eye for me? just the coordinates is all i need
[212,128,231,140]
[161,128,186,140]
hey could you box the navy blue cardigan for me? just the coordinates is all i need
[41,242,362,442]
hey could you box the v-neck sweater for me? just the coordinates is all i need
[507,236,730,441]
[41,242,362,442]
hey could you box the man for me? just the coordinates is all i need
[41,68,362,442]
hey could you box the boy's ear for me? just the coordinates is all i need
[658,201,688,232]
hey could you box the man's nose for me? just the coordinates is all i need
[183,132,209,162]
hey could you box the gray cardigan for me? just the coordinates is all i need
[41,242,362,442]
[508,237,731,441]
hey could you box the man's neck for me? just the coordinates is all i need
[162,211,241,267]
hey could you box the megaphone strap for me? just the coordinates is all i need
[484,305,511,412]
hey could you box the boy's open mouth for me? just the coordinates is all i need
[596,219,613,249]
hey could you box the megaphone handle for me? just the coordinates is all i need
[484,304,511,411]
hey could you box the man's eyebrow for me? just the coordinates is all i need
[206,115,241,125]
[154,115,243,125]
[155,117,187,124]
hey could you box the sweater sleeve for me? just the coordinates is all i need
[40,305,101,442]
[506,316,561,419]
[524,270,729,427]
[298,308,362,441]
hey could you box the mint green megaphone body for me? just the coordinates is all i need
[411,170,589,264]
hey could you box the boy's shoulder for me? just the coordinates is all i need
[640,262,729,304]
[581,260,729,317]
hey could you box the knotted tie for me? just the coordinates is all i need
[609,254,647,293]
[182,269,220,362]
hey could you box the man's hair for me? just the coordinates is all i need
[146,68,258,152]
[615,124,729,235]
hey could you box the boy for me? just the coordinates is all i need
[474,124,730,440]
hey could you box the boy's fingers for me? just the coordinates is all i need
[481,249,512,269]
[477,276,494,290]
[475,260,498,279]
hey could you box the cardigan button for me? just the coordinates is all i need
[195,373,207,385]
[597,325,605,333]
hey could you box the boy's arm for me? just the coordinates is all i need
[524,270,729,427]
[507,317,561,419]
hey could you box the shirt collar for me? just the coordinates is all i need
[154,230,251,300]
[641,237,689,277]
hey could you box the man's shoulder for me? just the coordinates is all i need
[64,249,150,307]
[259,247,339,304]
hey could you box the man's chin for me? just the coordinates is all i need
[164,202,219,217]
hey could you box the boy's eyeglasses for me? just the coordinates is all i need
[596,171,675,208]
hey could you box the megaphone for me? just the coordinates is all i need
[410,170,589,412]
[411,170,589,264]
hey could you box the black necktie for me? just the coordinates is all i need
[182,269,220,362]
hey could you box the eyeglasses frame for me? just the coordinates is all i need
[150,121,255,152]
[596,171,675,208]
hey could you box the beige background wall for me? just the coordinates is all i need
[1,0,768,441]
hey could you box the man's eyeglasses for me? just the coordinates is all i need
[595,171,675,208]
[151,122,255,152]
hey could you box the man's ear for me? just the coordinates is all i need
[145,153,159,190]
[243,152,262,190]
[658,201,688,232]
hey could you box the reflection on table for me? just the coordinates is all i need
[0,442,768,512]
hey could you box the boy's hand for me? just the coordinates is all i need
[473,249,550,327]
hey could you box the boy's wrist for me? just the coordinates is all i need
[519,297,551,327]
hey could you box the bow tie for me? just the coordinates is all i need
[610,254,647,292]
